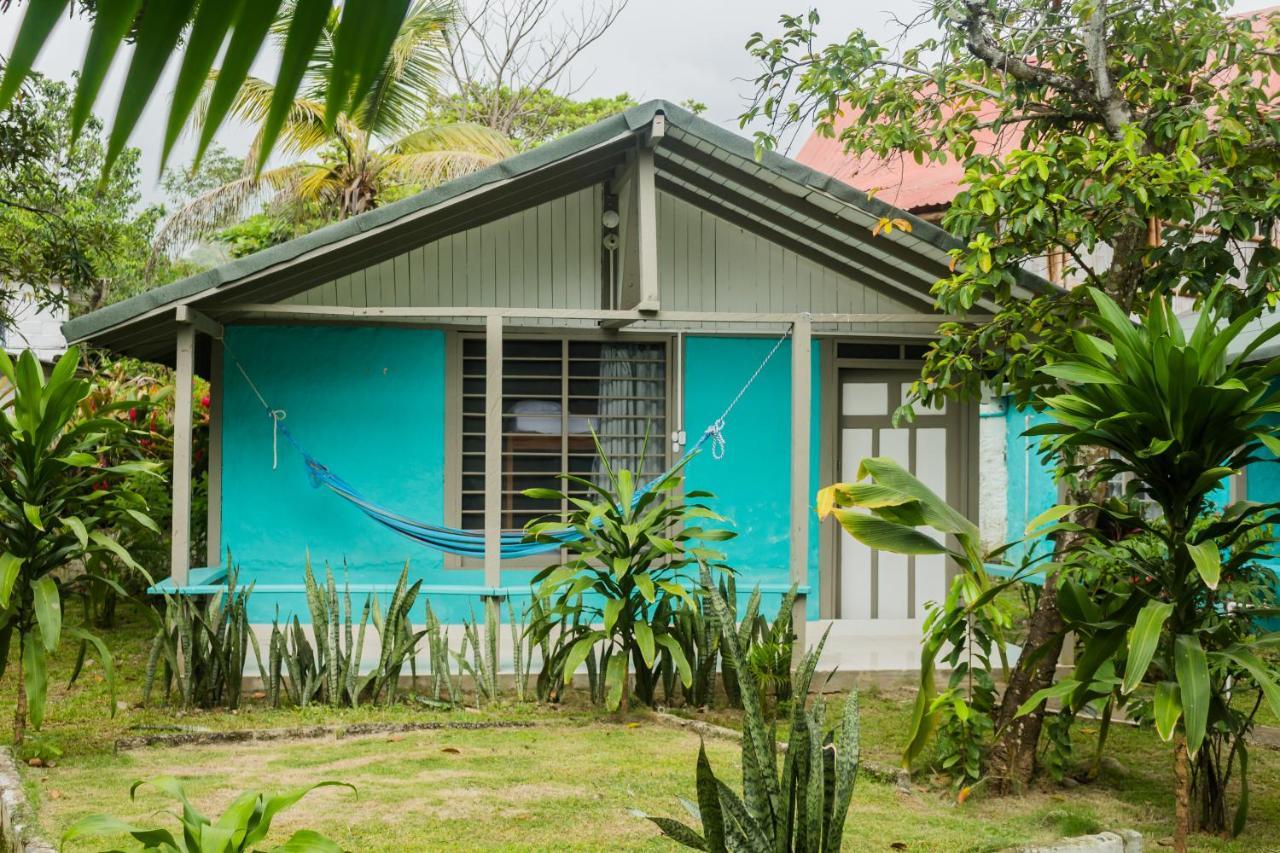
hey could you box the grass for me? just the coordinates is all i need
[6,602,1280,851]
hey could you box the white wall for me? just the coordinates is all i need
[2,286,67,362]
[978,397,1008,551]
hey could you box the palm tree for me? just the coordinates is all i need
[153,0,515,261]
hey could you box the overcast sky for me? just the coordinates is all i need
[3,0,1277,204]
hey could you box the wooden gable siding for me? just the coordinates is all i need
[655,191,928,333]
[285,186,603,313]
[283,184,931,332]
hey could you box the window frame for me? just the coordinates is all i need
[444,327,674,570]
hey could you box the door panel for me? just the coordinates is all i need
[836,370,960,620]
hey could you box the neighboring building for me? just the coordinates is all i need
[62,101,1046,667]
[2,285,68,362]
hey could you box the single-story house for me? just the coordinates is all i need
[62,100,1047,661]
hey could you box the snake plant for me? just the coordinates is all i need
[639,566,860,851]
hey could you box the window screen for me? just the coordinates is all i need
[460,338,668,531]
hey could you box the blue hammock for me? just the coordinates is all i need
[229,328,790,560]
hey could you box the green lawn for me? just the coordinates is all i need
[6,603,1280,851]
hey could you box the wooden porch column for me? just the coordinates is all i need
[788,315,812,662]
[206,337,223,569]
[634,146,660,312]
[171,323,196,588]
[484,314,504,590]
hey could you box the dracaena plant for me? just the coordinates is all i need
[1019,288,1280,845]
[816,457,1053,785]
[62,777,355,852]
[525,436,734,712]
[0,347,159,743]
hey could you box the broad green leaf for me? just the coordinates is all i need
[1025,504,1084,535]
[90,532,141,570]
[694,743,725,851]
[1154,681,1182,742]
[1123,600,1172,694]
[193,1,283,166]
[1187,541,1221,589]
[271,829,345,853]
[634,572,656,603]
[0,0,71,112]
[1175,634,1210,756]
[69,0,146,138]
[603,598,623,633]
[61,814,178,851]
[0,553,23,608]
[160,0,242,169]
[23,503,44,531]
[31,577,61,653]
[102,0,199,177]
[634,622,655,666]
[23,636,47,729]
[563,635,597,685]
[1016,678,1081,717]
[256,0,331,175]
[655,634,692,688]
[1040,362,1122,385]
[62,517,89,549]
[605,651,626,711]
[832,511,947,555]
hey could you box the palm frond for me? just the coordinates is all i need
[376,149,507,189]
[149,163,316,261]
[354,0,457,141]
[391,121,516,159]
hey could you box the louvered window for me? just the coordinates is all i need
[460,337,669,532]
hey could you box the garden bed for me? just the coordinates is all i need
[4,604,1280,850]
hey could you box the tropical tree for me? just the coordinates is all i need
[1017,289,1280,849]
[742,0,1280,789]
[151,0,516,260]
[0,73,163,327]
[0,348,158,743]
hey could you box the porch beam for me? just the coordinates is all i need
[484,314,504,589]
[223,304,970,324]
[789,315,812,664]
[171,323,196,587]
[174,305,223,340]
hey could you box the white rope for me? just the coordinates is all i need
[227,346,288,470]
[700,318,802,460]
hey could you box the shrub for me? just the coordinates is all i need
[525,438,733,711]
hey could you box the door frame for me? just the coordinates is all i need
[816,339,980,620]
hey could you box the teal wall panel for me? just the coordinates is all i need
[220,325,451,622]
[1004,405,1058,571]
[683,336,821,619]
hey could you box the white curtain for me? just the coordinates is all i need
[594,343,665,486]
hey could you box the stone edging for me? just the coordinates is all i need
[1013,829,1143,852]
[114,719,541,752]
[650,711,911,789]
[0,747,55,853]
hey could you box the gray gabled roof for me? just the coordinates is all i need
[64,99,1049,361]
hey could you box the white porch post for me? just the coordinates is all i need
[484,314,504,591]
[206,337,223,569]
[171,322,196,588]
[788,315,812,662]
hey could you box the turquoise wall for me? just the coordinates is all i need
[683,336,821,619]
[220,325,455,622]
[1004,405,1058,572]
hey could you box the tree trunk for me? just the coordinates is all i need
[1175,735,1192,853]
[988,566,1067,793]
[14,632,26,745]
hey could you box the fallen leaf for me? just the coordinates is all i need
[442,747,461,755]
[891,843,908,850]
[48,790,62,800]
[251,691,267,701]
[956,786,972,805]
[27,758,44,767]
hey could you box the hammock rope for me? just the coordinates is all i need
[223,322,799,559]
